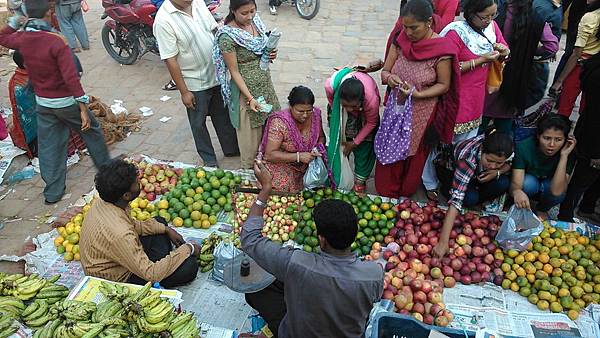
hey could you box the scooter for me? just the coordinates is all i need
[273,0,320,20]
[100,0,221,65]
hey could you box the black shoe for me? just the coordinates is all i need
[224,152,240,157]
[44,199,59,205]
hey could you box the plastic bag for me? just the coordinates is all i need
[496,205,544,250]
[303,156,328,190]
[209,240,241,283]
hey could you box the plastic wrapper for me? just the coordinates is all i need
[260,29,282,71]
[210,240,242,283]
[303,150,328,190]
[496,205,544,250]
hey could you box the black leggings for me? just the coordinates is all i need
[127,219,199,288]
[245,280,286,338]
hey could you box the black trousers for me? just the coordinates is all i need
[127,219,199,288]
[245,280,286,338]
[558,159,600,221]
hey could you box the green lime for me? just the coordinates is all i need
[202,183,212,192]
[207,197,217,206]
[217,196,227,206]
[211,190,221,199]
[190,179,200,189]
[183,197,194,206]
[202,205,212,214]
[179,209,190,219]
[224,204,233,212]
[183,218,193,227]
[303,245,312,253]
[295,233,305,244]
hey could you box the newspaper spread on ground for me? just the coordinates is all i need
[444,283,600,337]
[0,135,26,184]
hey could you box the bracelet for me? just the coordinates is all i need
[296,152,300,163]
[255,199,266,207]
[186,242,195,256]
[247,97,255,105]
[496,170,500,180]
[471,60,476,70]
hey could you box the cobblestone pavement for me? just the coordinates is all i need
[0,0,400,270]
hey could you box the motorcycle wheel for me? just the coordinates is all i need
[295,0,319,20]
[101,25,140,65]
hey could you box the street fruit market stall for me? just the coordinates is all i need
[2,154,600,337]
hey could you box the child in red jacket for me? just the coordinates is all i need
[0,0,110,204]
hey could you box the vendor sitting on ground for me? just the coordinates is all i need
[433,129,513,258]
[259,86,325,193]
[80,159,200,287]
[241,160,383,338]
[510,114,576,220]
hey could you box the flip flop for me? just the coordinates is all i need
[162,80,177,91]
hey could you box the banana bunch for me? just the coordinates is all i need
[199,233,223,273]
[49,317,127,338]
[0,317,19,338]
[22,299,55,329]
[136,294,175,334]
[57,300,97,321]
[0,273,66,302]
[168,312,201,338]
[0,296,25,318]
[99,281,130,302]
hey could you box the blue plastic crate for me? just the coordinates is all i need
[369,312,475,338]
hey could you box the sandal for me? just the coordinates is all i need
[162,80,177,91]
[426,189,439,202]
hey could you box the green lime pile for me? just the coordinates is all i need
[290,189,397,255]
[160,168,241,229]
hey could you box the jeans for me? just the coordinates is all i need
[36,104,110,202]
[186,86,239,166]
[558,159,600,221]
[127,219,199,288]
[438,165,510,208]
[55,2,89,49]
[522,174,566,212]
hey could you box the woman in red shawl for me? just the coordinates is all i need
[259,86,326,193]
[375,0,460,198]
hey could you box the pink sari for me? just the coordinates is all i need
[259,108,324,192]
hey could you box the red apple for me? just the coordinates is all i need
[430,267,442,279]
[444,276,456,288]
[410,279,423,292]
[428,291,443,304]
[416,244,430,255]
[423,314,434,325]
[461,275,472,285]
[413,292,427,305]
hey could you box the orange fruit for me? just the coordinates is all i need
[538,253,550,264]
[559,245,571,255]
[54,236,65,247]
[515,255,525,265]
[527,274,536,284]
[568,310,579,321]
[543,264,554,274]
[525,252,536,262]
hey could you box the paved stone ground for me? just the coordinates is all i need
[0,0,400,271]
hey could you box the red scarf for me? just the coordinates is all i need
[385,14,443,60]
[395,30,460,144]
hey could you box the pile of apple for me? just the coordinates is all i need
[387,199,504,287]
[382,253,454,326]
[134,160,182,201]
[234,193,300,243]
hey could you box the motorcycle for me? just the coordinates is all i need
[275,0,320,20]
[100,0,221,65]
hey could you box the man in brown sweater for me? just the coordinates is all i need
[80,159,200,287]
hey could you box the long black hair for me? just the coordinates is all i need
[224,0,257,24]
[507,0,532,44]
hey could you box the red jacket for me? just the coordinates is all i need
[0,26,85,99]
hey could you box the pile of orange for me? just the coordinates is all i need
[54,202,93,261]
[499,223,600,320]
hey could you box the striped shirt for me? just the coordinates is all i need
[153,0,219,91]
[448,135,484,210]
[80,198,192,283]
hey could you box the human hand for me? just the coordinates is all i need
[342,141,356,156]
[561,136,576,157]
[398,82,413,97]
[481,51,500,62]
[191,242,202,257]
[254,159,273,190]
[433,240,449,258]
[80,109,90,131]
[166,226,185,247]
[387,75,403,88]
[298,152,316,164]
[268,49,278,61]
[494,43,509,57]
[550,81,562,94]
[249,98,260,112]
[477,170,497,183]
[590,158,600,170]
[513,190,531,209]
[181,91,196,110]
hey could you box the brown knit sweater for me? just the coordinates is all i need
[80,198,191,283]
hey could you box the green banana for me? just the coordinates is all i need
[21,300,40,317]
[0,318,14,332]
[0,296,25,310]
[35,290,68,299]
[80,324,105,338]
[47,275,61,284]
[168,312,193,331]
[200,262,214,273]
[137,317,168,333]
[131,282,152,302]
[199,254,214,262]
[43,320,61,338]
[26,313,52,328]
[0,325,18,338]
[145,302,173,324]
[39,284,68,293]
[24,300,48,321]
[45,297,64,305]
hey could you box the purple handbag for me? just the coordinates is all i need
[374,88,414,165]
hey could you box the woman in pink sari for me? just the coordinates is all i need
[259,86,325,193]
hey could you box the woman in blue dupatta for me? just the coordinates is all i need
[213,0,280,169]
